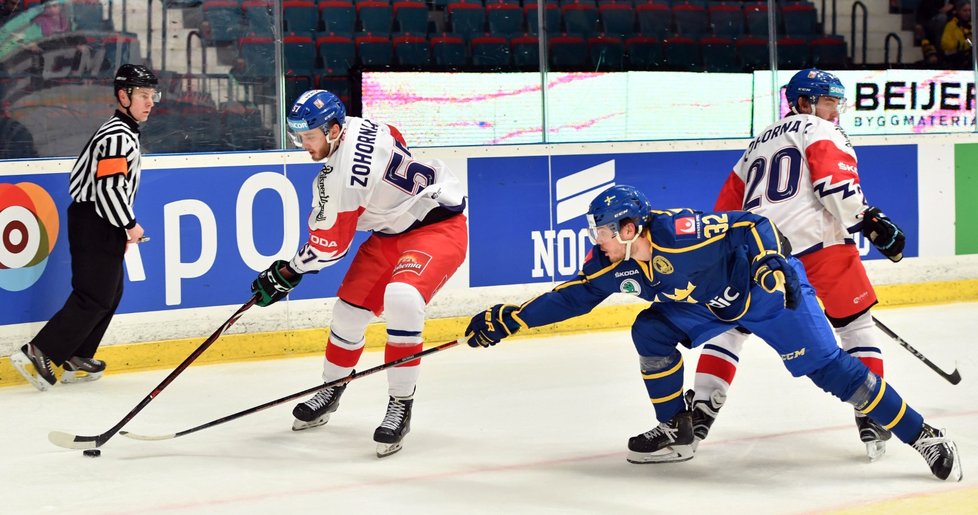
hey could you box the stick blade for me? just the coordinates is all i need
[48,431,100,450]
[118,430,176,442]
[947,367,962,385]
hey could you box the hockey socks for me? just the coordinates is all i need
[639,351,685,423]
[854,378,924,444]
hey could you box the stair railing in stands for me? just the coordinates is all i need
[884,32,902,67]
[821,0,838,36]
[186,29,207,78]
[850,1,867,65]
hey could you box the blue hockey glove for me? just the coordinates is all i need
[251,260,302,307]
[751,253,801,310]
[466,304,523,348]
[861,206,905,262]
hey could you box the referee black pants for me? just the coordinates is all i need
[32,202,126,365]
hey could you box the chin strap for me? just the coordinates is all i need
[324,124,345,157]
[616,227,643,261]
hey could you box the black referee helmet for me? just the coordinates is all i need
[114,64,158,93]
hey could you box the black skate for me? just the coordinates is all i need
[10,343,56,391]
[292,384,346,431]
[626,409,695,464]
[61,356,106,384]
[685,389,725,451]
[373,394,413,458]
[912,424,963,481]
[855,413,892,462]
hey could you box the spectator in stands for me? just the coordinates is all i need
[920,37,942,67]
[941,0,973,68]
[32,1,69,37]
[0,0,21,25]
[0,100,37,159]
[916,0,955,43]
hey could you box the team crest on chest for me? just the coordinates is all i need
[620,278,642,296]
[652,255,673,275]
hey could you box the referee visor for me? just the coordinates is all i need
[129,86,162,103]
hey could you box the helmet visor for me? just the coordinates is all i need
[287,128,303,147]
[131,87,161,103]
[586,215,618,244]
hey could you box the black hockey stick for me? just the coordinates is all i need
[48,296,259,450]
[873,316,961,385]
[118,338,465,442]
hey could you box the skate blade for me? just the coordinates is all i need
[61,370,103,384]
[865,441,886,462]
[943,439,964,482]
[9,353,53,391]
[626,444,695,464]
[376,441,403,458]
[291,414,330,431]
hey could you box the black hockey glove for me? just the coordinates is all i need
[860,206,905,262]
[466,304,523,348]
[251,259,302,307]
[751,253,801,310]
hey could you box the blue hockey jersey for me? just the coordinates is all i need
[513,209,789,328]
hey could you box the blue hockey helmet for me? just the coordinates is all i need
[286,89,346,145]
[585,185,652,244]
[785,68,846,111]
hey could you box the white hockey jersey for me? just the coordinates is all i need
[715,114,868,256]
[289,117,466,274]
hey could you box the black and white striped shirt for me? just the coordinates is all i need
[68,111,142,229]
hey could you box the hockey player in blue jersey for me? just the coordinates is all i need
[465,184,961,481]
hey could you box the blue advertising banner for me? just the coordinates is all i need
[0,161,362,325]
[0,143,919,325]
[468,145,919,287]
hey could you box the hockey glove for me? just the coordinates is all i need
[251,260,302,307]
[860,206,905,262]
[466,304,523,348]
[751,253,801,310]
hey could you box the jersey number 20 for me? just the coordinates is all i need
[743,147,802,209]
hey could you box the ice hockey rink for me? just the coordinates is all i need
[1,302,975,514]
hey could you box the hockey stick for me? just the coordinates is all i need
[873,316,961,385]
[48,296,259,450]
[118,338,465,442]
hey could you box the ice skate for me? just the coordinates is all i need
[61,356,106,384]
[373,394,413,458]
[855,413,891,462]
[10,343,57,391]
[912,424,963,481]
[685,389,725,451]
[292,384,346,431]
[626,409,695,464]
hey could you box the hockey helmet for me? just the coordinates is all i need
[114,64,160,101]
[586,184,652,244]
[287,89,346,146]
[785,68,845,112]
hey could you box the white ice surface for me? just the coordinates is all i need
[1,303,976,514]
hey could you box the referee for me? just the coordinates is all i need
[11,64,159,391]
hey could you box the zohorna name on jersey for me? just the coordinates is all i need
[745,120,803,155]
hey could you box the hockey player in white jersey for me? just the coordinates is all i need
[249,90,468,457]
[690,69,909,460]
